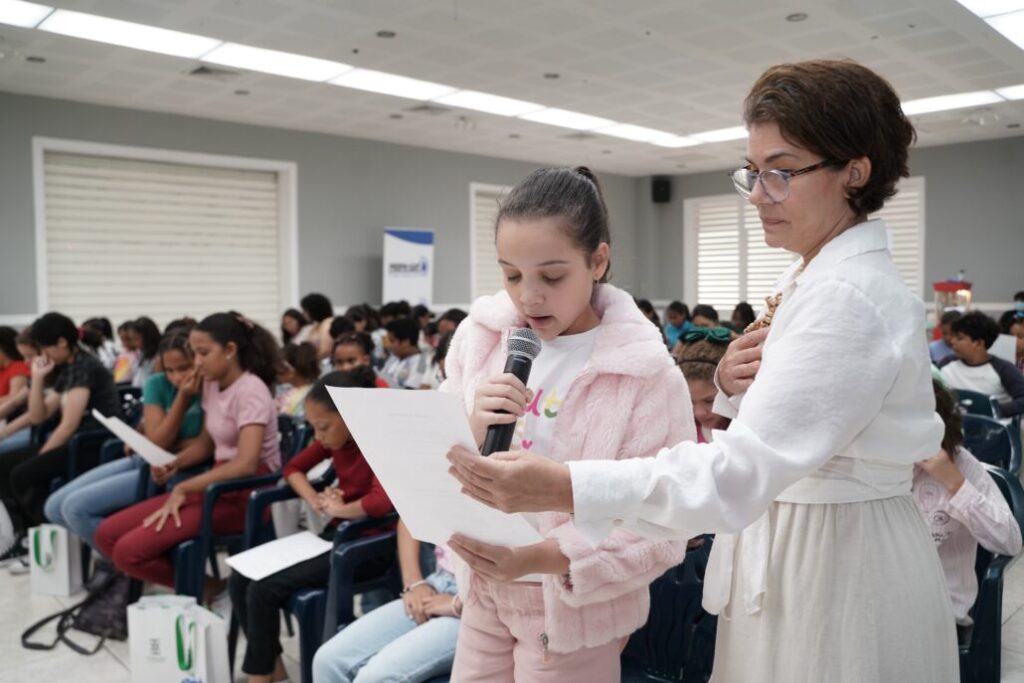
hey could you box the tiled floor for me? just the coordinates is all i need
[2,559,1023,681]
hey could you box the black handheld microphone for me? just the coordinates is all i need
[480,327,541,456]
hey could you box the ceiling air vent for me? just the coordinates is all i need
[404,104,451,115]
[562,132,598,140]
[187,65,241,79]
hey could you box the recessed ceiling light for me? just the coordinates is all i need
[0,0,52,28]
[690,126,749,143]
[38,9,221,58]
[901,90,1005,115]
[996,83,1024,99]
[25,54,45,62]
[433,90,544,117]
[330,68,456,100]
[987,9,1024,49]
[376,30,396,38]
[519,107,614,130]
[202,42,352,81]
[786,12,808,22]
[955,0,1024,18]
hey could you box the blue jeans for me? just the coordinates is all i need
[313,570,459,683]
[0,428,31,456]
[44,455,142,551]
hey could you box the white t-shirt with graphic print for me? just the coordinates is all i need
[514,327,599,457]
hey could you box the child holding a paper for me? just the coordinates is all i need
[441,167,692,681]
[229,367,394,683]
[44,326,204,551]
[95,312,281,600]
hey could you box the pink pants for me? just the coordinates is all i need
[450,577,623,682]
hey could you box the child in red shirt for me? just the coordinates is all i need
[228,366,393,683]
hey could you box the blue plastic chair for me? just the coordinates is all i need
[962,414,1019,473]
[621,537,717,682]
[958,464,1024,683]
[227,468,338,683]
[989,401,1022,475]
[323,516,402,637]
[956,389,998,417]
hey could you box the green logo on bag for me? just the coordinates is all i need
[32,528,58,570]
[175,615,196,673]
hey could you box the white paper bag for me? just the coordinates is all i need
[128,596,228,683]
[28,524,83,596]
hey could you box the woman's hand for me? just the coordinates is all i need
[468,374,533,446]
[151,460,179,486]
[447,445,573,514]
[143,485,187,532]
[31,355,56,381]
[422,593,458,619]
[449,535,566,583]
[917,449,965,496]
[179,368,202,398]
[718,327,769,397]
[402,583,437,625]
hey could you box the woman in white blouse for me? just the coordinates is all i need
[448,60,960,681]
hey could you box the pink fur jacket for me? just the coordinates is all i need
[441,283,695,653]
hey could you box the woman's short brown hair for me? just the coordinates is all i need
[743,59,916,217]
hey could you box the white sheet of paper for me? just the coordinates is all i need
[327,388,544,549]
[225,531,332,581]
[91,409,176,467]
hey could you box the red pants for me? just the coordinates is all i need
[95,489,249,588]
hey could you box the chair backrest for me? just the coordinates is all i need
[983,465,1024,541]
[955,389,998,418]
[962,414,1014,471]
[622,537,717,682]
[117,386,143,426]
[277,414,296,462]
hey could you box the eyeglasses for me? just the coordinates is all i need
[728,159,845,202]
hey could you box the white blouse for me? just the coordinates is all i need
[569,220,945,614]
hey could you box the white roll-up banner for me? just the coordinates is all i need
[383,228,434,305]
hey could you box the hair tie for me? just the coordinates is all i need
[683,327,731,345]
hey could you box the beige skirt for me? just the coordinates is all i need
[711,495,959,683]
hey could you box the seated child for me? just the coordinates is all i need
[940,311,1024,418]
[677,328,732,443]
[229,367,394,683]
[913,379,1022,643]
[380,317,430,390]
[313,520,460,683]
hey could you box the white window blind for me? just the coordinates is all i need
[42,151,284,331]
[684,177,925,311]
[870,177,926,298]
[470,184,512,301]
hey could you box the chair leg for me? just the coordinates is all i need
[228,612,240,678]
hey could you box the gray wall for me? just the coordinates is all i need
[0,91,640,316]
[648,136,1024,304]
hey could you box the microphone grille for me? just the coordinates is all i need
[507,327,541,360]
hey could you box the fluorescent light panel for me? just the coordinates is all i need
[202,42,351,82]
[651,135,703,148]
[0,0,52,28]
[433,90,544,117]
[956,0,1024,17]
[987,9,1024,48]
[330,68,455,100]
[520,107,614,130]
[901,90,1005,115]
[690,126,749,143]
[996,83,1024,99]
[598,123,677,143]
[38,9,220,58]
